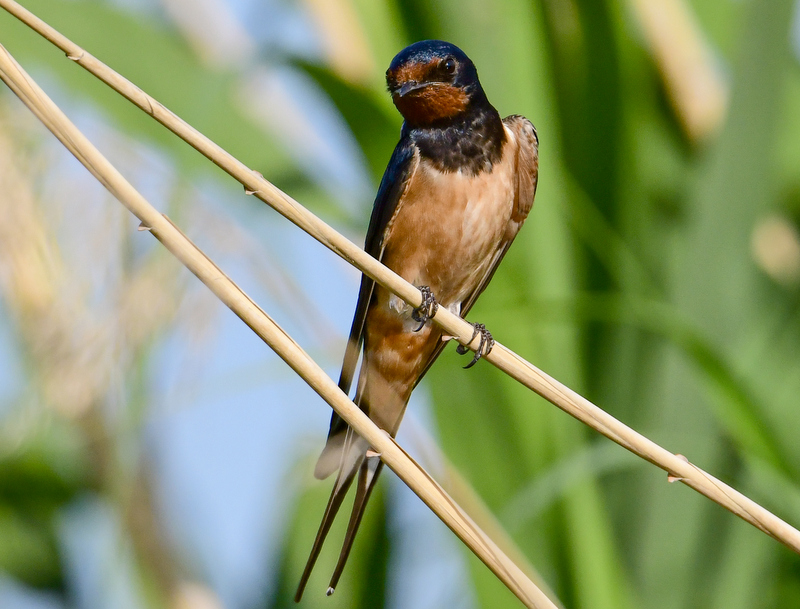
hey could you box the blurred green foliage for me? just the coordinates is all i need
[2,0,800,607]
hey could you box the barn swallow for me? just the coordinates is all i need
[295,40,538,600]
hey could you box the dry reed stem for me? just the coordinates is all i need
[0,44,555,609]
[1,0,799,557]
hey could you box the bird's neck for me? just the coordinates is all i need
[406,104,506,176]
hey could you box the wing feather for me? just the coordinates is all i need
[338,137,419,395]
[315,136,419,479]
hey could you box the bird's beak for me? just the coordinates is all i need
[395,80,429,97]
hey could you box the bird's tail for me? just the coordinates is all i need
[294,427,382,601]
[297,358,407,601]
[326,452,383,595]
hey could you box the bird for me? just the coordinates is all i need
[295,39,538,601]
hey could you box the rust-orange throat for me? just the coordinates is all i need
[388,58,470,126]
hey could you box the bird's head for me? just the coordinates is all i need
[386,40,486,127]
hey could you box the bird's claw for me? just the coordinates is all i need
[411,286,438,332]
[456,323,494,368]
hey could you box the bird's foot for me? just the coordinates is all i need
[456,323,494,368]
[411,286,438,332]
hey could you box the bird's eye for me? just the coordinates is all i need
[442,58,456,74]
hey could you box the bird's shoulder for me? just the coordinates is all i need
[502,115,539,225]
[502,114,538,154]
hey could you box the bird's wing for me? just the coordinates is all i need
[413,115,539,385]
[296,137,419,602]
[313,135,419,480]
[338,136,419,396]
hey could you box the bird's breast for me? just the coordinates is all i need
[380,144,516,319]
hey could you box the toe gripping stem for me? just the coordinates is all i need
[456,323,495,369]
[411,286,438,332]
